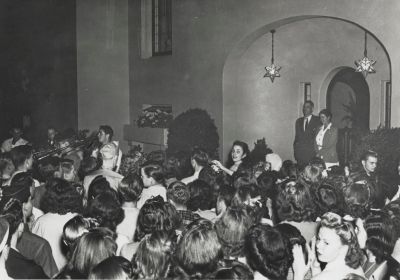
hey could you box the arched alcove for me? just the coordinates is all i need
[326,67,370,130]
[222,16,391,161]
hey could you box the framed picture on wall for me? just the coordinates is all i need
[137,104,173,128]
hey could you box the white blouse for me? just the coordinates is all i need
[315,123,332,150]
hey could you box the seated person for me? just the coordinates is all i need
[1,127,29,153]
[2,199,48,279]
[167,181,200,227]
[83,143,123,197]
[181,147,209,184]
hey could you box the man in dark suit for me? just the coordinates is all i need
[293,101,321,168]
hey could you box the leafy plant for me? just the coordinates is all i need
[166,108,219,159]
[350,127,400,176]
[249,138,273,164]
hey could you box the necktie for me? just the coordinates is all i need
[305,118,309,131]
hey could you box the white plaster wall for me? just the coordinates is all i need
[223,18,390,161]
[76,0,130,151]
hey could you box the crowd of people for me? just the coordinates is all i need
[0,123,399,280]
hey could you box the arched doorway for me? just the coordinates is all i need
[326,67,370,130]
[326,67,370,164]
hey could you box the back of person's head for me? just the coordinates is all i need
[63,215,90,249]
[167,181,189,206]
[87,175,115,202]
[89,256,133,280]
[78,156,101,180]
[134,231,175,279]
[0,198,23,243]
[191,147,209,167]
[68,228,117,278]
[216,184,235,213]
[343,182,371,219]
[86,192,124,232]
[59,159,76,182]
[383,200,400,238]
[257,171,278,200]
[118,174,143,203]
[275,223,308,262]
[232,183,260,207]
[313,180,346,217]
[163,155,181,180]
[0,172,33,209]
[213,261,254,280]
[99,125,113,141]
[37,156,61,182]
[215,206,253,258]
[10,145,33,169]
[245,224,293,280]
[0,152,15,180]
[146,150,166,165]
[365,211,396,264]
[308,157,326,171]
[135,196,174,241]
[187,179,213,211]
[41,178,83,215]
[232,170,256,190]
[274,179,316,223]
[280,160,298,179]
[141,162,165,185]
[301,165,322,184]
[175,219,222,278]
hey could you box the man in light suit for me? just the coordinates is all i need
[293,101,321,168]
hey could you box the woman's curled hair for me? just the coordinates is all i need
[318,212,364,269]
[40,178,83,215]
[245,224,293,280]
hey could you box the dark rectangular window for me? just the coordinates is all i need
[303,82,311,103]
[152,0,172,55]
[385,81,391,128]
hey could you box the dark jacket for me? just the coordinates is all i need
[314,124,338,164]
[294,115,320,167]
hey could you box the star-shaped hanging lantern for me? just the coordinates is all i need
[355,56,376,77]
[355,31,376,78]
[264,29,281,82]
[264,63,281,82]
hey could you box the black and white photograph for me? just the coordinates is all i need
[0,0,399,279]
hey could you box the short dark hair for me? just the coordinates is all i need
[41,178,83,215]
[89,256,133,280]
[312,180,346,217]
[319,108,332,119]
[245,224,293,279]
[213,261,253,280]
[10,145,33,168]
[191,147,209,167]
[361,150,378,162]
[167,181,190,206]
[142,163,165,185]
[187,180,213,211]
[99,125,113,140]
[86,192,124,232]
[118,174,143,203]
[304,100,314,107]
